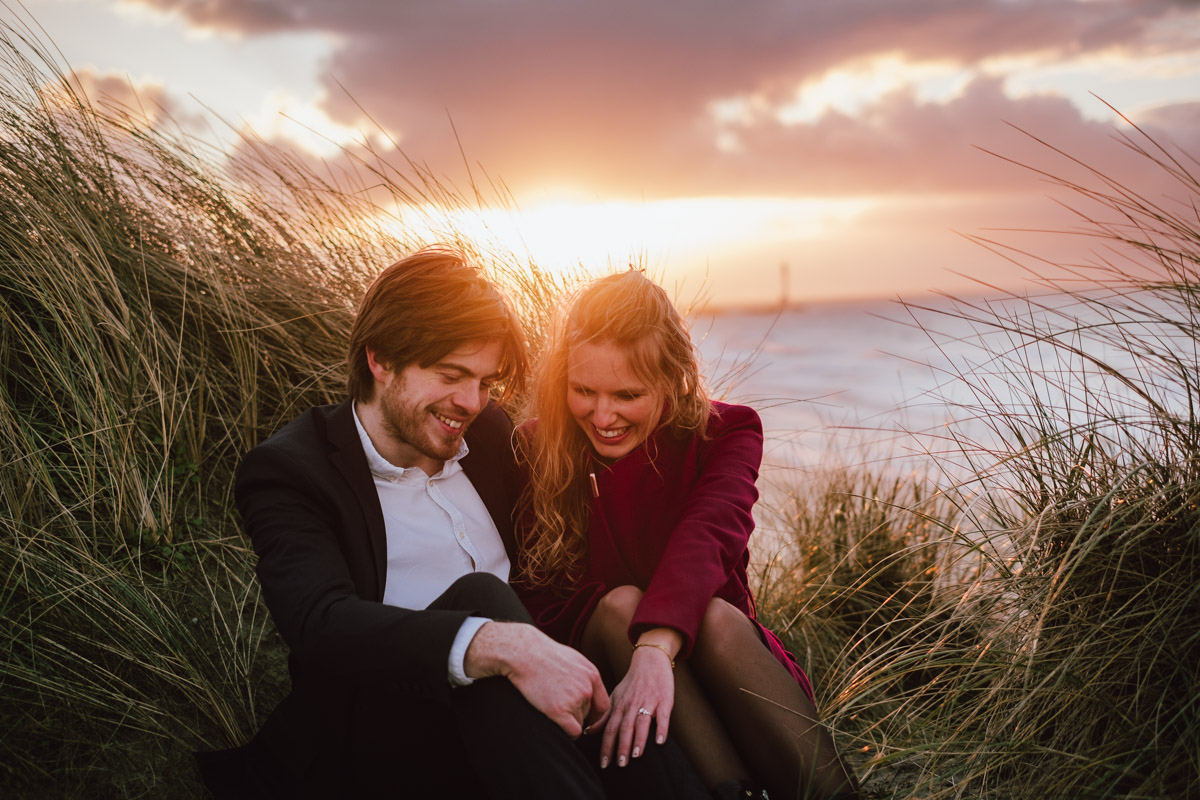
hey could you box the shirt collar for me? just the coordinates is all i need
[352,401,468,480]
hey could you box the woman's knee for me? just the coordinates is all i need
[594,585,642,623]
[586,584,643,643]
[695,598,757,658]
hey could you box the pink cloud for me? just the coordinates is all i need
[234,72,1194,204]
[125,1,1199,203]
[68,68,175,125]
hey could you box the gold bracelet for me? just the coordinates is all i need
[633,642,675,670]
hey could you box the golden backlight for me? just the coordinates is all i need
[428,195,876,281]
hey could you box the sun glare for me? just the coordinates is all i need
[389,195,874,285]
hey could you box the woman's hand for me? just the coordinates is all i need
[600,636,678,768]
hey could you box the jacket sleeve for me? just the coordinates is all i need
[236,442,471,680]
[629,404,763,658]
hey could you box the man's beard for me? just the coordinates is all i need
[379,376,468,464]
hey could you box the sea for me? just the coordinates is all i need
[691,288,1192,489]
[693,294,983,476]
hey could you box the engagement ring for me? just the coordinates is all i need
[637,707,652,716]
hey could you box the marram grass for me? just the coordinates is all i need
[0,14,576,795]
[754,116,1199,798]
[2,12,1198,800]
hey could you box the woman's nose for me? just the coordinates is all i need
[593,397,617,427]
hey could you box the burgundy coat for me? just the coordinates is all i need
[518,401,813,701]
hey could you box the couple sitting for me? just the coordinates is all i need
[197,247,858,800]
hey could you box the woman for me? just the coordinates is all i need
[515,270,858,800]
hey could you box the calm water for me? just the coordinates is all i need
[691,289,1197,555]
[693,290,1194,478]
[695,296,974,473]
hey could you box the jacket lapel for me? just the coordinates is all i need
[324,400,389,600]
[462,404,517,559]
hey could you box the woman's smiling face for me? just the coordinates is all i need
[566,340,665,460]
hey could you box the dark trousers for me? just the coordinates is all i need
[197,574,707,799]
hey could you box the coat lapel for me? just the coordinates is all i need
[461,403,518,559]
[324,400,389,600]
[320,399,515,594]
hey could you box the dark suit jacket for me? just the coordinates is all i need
[232,398,519,785]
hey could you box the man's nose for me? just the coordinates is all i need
[453,384,486,415]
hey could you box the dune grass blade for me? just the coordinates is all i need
[4,5,1199,797]
[0,14,572,796]
[758,118,1199,798]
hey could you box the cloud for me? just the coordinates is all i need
[125,0,298,35]
[703,75,1179,194]
[68,69,173,124]
[232,71,1191,205]
[64,67,209,134]
[125,0,1199,202]
[126,0,1193,59]
[1137,100,1200,147]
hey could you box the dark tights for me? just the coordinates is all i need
[581,586,858,800]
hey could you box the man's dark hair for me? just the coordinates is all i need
[347,246,528,402]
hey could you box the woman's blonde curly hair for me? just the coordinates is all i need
[516,269,711,590]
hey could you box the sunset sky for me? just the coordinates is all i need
[12,0,1200,305]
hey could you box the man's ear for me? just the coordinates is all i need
[365,348,391,385]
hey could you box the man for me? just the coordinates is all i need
[197,247,704,799]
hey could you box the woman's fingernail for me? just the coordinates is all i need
[656,734,665,744]
[632,747,641,758]
[618,755,627,767]
[600,756,609,769]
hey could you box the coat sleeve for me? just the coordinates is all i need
[236,442,471,680]
[515,579,608,648]
[629,404,763,658]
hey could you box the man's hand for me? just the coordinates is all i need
[464,621,611,739]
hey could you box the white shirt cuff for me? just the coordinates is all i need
[448,616,491,686]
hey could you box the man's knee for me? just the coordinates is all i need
[429,572,532,623]
[452,676,605,799]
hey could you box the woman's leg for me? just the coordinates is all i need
[580,585,752,791]
[689,598,859,800]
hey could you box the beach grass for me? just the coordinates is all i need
[2,11,1198,799]
[755,117,1200,797]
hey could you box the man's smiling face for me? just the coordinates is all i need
[374,339,502,474]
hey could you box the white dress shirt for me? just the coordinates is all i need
[353,405,511,684]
